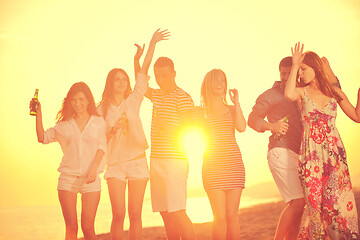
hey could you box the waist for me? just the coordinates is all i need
[107,151,146,164]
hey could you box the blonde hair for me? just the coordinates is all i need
[200,69,228,109]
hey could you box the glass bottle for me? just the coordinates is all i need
[30,89,39,116]
[120,112,129,135]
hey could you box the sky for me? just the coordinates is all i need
[1,0,360,207]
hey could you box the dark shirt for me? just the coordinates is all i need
[248,81,303,154]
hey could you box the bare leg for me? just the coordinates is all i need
[128,179,148,240]
[107,178,126,240]
[225,189,242,240]
[274,198,305,240]
[81,191,101,240]
[160,211,181,240]
[207,190,227,240]
[58,190,78,240]
[163,210,195,240]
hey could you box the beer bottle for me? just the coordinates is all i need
[120,112,129,135]
[30,89,39,116]
[275,115,289,141]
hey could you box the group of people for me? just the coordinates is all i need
[32,27,360,240]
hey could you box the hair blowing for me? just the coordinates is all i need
[56,82,98,122]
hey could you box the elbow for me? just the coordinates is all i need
[238,126,246,133]
[284,92,291,101]
[247,113,257,130]
[284,94,295,102]
[37,134,44,143]
[284,90,297,102]
[247,117,254,128]
[236,124,247,133]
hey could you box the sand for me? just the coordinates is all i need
[86,189,360,240]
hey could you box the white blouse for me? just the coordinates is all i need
[99,73,149,165]
[43,115,107,176]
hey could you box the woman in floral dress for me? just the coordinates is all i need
[284,42,360,239]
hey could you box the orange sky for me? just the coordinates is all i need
[1,0,360,207]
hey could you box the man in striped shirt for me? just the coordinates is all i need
[145,57,195,240]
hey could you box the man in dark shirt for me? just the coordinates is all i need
[248,57,305,240]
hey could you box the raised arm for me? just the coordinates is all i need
[284,42,305,101]
[34,101,45,143]
[229,89,246,132]
[139,28,170,75]
[141,28,170,100]
[321,57,341,88]
[134,43,144,80]
[337,88,360,123]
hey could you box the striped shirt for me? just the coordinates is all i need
[150,87,194,160]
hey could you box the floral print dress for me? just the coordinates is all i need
[298,89,359,239]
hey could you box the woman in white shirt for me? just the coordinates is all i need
[98,29,170,240]
[34,82,106,240]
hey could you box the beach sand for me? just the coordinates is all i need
[88,189,360,240]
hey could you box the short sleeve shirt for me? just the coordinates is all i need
[150,87,194,160]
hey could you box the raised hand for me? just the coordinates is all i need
[29,100,42,115]
[321,57,330,68]
[291,42,304,66]
[229,88,239,105]
[150,28,170,45]
[321,56,340,86]
[139,28,170,76]
[134,43,145,60]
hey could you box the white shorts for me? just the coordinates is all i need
[267,147,304,203]
[57,173,101,194]
[104,157,150,182]
[150,158,189,213]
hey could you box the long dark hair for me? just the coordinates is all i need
[56,82,98,122]
[301,51,342,102]
[99,68,132,117]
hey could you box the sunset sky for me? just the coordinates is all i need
[1,0,360,208]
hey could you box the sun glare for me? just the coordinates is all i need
[183,126,206,179]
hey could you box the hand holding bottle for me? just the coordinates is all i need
[30,89,39,116]
[272,116,289,139]
[119,113,129,135]
[111,113,129,136]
